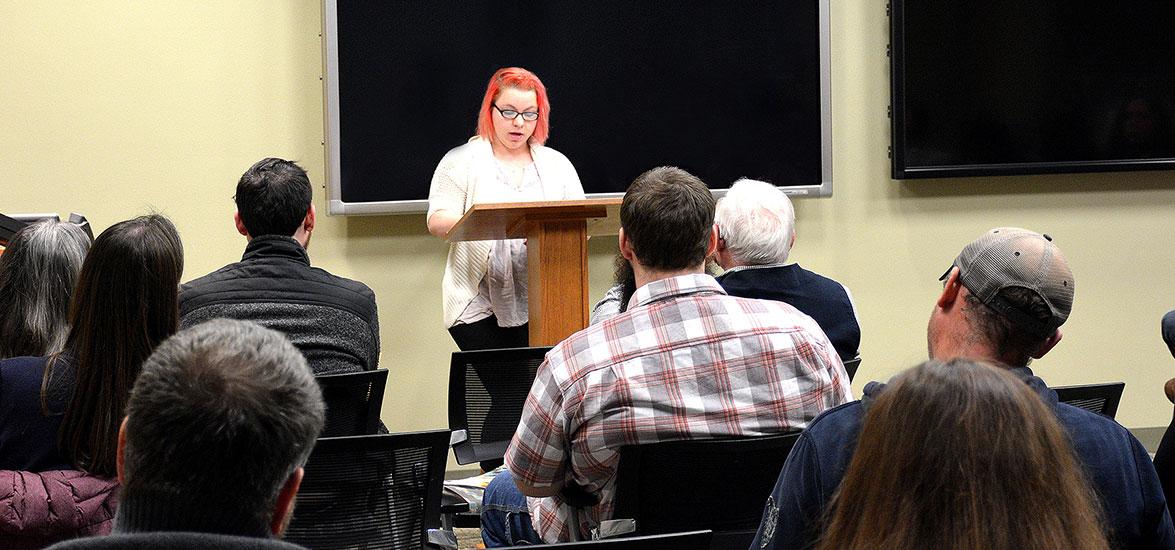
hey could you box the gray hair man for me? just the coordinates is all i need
[51,319,325,549]
[714,178,861,360]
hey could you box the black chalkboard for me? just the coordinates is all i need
[324,0,831,214]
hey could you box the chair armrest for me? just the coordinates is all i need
[426,528,459,550]
[440,501,471,515]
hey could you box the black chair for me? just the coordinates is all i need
[447,346,551,466]
[609,433,801,550]
[283,430,450,550]
[0,213,93,246]
[315,369,388,437]
[501,530,713,550]
[1052,382,1126,419]
[843,356,862,382]
[0,213,27,244]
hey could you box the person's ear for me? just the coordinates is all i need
[270,467,304,537]
[116,417,128,484]
[1032,329,1063,359]
[714,224,727,254]
[618,228,635,261]
[937,267,963,308]
[705,223,719,258]
[234,212,250,238]
[304,203,316,234]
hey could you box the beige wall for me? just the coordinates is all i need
[3,1,1173,444]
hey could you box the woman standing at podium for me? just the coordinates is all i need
[427,67,584,351]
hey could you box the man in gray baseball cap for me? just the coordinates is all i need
[750,228,1174,550]
[928,227,1073,367]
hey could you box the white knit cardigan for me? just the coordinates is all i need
[427,137,585,328]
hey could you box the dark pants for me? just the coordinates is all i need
[448,315,529,351]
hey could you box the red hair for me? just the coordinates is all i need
[476,67,550,146]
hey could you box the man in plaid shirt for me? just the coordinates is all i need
[480,166,852,546]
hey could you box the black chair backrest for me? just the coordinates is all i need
[0,213,27,244]
[284,430,449,550]
[315,369,388,437]
[448,346,551,465]
[502,530,713,549]
[1052,382,1126,419]
[613,433,801,550]
[44,532,307,549]
[843,356,862,382]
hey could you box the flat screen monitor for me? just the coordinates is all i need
[891,2,1175,179]
[323,0,833,215]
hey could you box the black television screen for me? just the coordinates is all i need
[323,0,833,214]
[891,2,1175,179]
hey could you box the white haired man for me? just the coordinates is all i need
[714,179,860,360]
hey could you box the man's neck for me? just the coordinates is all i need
[113,491,270,538]
[932,344,1024,370]
[632,264,706,290]
[245,234,306,247]
[717,254,788,273]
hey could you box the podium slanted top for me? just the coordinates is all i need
[446,198,621,242]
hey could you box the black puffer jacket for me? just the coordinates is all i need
[179,236,380,375]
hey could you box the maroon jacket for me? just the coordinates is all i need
[0,470,119,549]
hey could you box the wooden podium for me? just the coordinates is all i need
[447,198,621,346]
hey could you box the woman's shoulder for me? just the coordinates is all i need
[531,143,580,179]
[441,137,492,162]
[434,137,493,179]
[0,356,50,389]
[531,143,572,164]
[0,355,49,375]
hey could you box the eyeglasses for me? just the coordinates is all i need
[493,104,539,121]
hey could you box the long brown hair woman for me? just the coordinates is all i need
[0,214,183,475]
[818,359,1107,550]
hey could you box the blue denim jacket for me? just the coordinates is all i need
[750,368,1175,550]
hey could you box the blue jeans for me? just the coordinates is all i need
[481,470,543,547]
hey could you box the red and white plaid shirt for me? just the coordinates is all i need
[505,274,852,542]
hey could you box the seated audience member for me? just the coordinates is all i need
[1165,310,1175,358]
[752,228,1173,550]
[1151,310,1175,507]
[591,252,722,325]
[713,178,860,360]
[0,470,119,550]
[818,359,1108,550]
[0,215,182,546]
[588,253,635,324]
[179,157,379,375]
[481,167,851,545]
[45,319,322,550]
[0,219,90,360]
